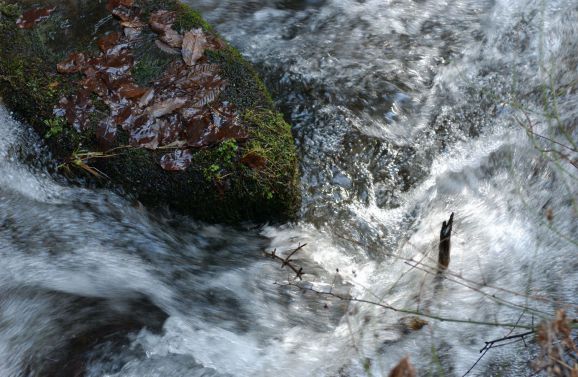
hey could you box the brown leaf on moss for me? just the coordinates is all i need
[150,11,175,29]
[96,118,118,150]
[106,0,134,12]
[388,357,416,377]
[155,39,180,55]
[241,152,267,170]
[53,90,94,132]
[161,29,183,49]
[16,7,55,29]
[57,52,87,74]
[111,5,140,23]
[182,29,207,66]
[139,88,155,108]
[147,97,188,118]
[118,82,148,99]
[130,117,160,149]
[158,115,184,145]
[97,32,122,53]
[206,34,228,51]
[149,10,177,33]
[160,149,193,171]
[184,106,247,148]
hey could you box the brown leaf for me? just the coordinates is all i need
[160,149,193,171]
[155,39,180,55]
[16,7,55,29]
[53,90,94,132]
[96,118,118,150]
[57,52,87,74]
[130,117,160,149]
[111,6,140,22]
[124,26,142,40]
[139,88,156,108]
[388,357,416,377]
[161,29,183,48]
[241,152,267,170]
[97,32,122,53]
[147,97,187,118]
[182,29,207,66]
[106,0,134,12]
[118,82,148,99]
[159,115,184,145]
[149,10,177,33]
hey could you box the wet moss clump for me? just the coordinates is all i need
[0,0,300,224]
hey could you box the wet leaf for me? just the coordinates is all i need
[118,82,148,99]
[388,357,416,377]
[124,26,142,40]
[106,0,134,12]
[241,152,267,170]
[96,118,118,150]
[54,90,94,132]
[159,115,184,145]
[130,117,160,149]
[16,7,55,29]
[146,97,187,118]
[160,149,193,171]
[182,29,207,66]
[149,10,177,33]
[111,5,140,22]
[57,52,87,74]
[160,29,183,48]
[139,88,155,108]
[155,39,180,55]
[97,32,122,53]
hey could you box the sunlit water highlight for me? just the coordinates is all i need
[0,0,576,376]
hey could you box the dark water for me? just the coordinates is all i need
[0,0,577,375]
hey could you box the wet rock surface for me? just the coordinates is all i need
[0,0,300,223]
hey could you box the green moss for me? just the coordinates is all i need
[242,109,300,208]
[207,47,274,112]
[44,116,66,138]
[137,0,211,32]
[174,2,212,32]
[0,1,18,18]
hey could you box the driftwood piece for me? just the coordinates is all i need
[438,212,454,269]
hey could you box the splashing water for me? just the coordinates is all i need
[0,0,576,376]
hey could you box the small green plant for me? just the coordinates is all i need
[43,117,66,138]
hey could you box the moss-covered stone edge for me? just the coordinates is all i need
[0,0,300,224]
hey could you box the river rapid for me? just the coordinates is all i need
[0,0,577,376]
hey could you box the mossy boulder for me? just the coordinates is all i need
[0,0,300,223]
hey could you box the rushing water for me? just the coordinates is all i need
[1,0,577,376]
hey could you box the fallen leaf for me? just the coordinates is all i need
[147,97,187,118]
[97,32,121,53]
[388,357,416,377]
[182,29,207,66]
[96,118,118,150]
[155,39,180,55]
[130,117,160,149]
[57,52,87,74]
[149,10,177,33]
[16,7,55,29]
[241,152,267,170]
[118,82,148,99]
[139,88,156,108]
[161,29,183,48]
[54,90,94,132]
[106,0,134,12]
[160,149,193,171]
